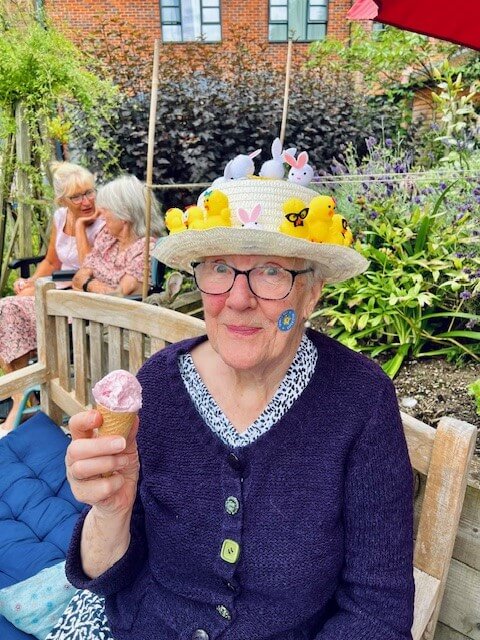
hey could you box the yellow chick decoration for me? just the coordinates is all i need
[202,189,232,229]
[306,195,336,242]
[203,209,232,229]
[185,205,205,230]
[203,189,229,215]
[165,208,187,234]
[325,214,354,246]
[343,221,354,246]
[279,197,310,240]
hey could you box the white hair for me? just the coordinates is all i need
[302,259,324,285]
[96,175,165,238]
[50,162,95,203]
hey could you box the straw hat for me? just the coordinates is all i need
[152,178,369,284]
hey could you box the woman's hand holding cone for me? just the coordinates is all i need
[65,409,140,517]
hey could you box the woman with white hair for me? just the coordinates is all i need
[72,174,164,296]
[0,161,103,432]
[64,161,414,640]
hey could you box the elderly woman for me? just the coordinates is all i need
[0,162,103,432]
[64,173,414,640]
[72,174,164,296]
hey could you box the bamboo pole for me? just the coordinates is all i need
[15,102,33,258]
[279,39,293,147]
[0,131,15,283]
[142,38,160,301]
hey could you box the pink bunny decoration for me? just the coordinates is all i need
[237,204,262,229]
[284,151,314,187]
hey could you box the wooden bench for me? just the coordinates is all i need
[0,279,476,640]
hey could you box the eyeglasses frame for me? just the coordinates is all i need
[191,261,313,300]
[66,189,96,205]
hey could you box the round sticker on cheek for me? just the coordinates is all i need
[278,309,297,332]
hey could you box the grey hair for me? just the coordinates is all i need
[303,259,325,285]
[96,174,165,238]
[50,162,95,203]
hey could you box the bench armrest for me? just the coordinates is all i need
[0,363,48,401]
[51,270,76,282]
[9,256,45,279]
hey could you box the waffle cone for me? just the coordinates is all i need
[96,404,137,439]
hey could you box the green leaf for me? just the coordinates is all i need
[417,293,433,307]
[370,247,389,267]
[382,344,411,379]
[435,331,480,340]
[422,312,480,321]
[357,313,369,330]
[414,215,432,254]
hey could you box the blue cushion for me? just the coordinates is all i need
[0,615,33,640]
[0,412,84,638]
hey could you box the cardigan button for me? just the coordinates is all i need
[220,538,240,563]
[192,630,209,640]
[225,496,239,515]
[216,604,232,620]
[227,452,242,473]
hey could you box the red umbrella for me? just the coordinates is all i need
[347,0,480,51]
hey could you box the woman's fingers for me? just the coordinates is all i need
[67,433,125,462]
[68,450,129,479]
[69,409,102,440]
[66,439,131,505]
[70,473,126,504]
[67,417,138,463]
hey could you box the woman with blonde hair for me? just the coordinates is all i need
[0,162,103,432]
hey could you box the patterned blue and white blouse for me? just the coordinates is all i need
[179,332,318,448]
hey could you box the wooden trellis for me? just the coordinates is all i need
[0,102,53,293]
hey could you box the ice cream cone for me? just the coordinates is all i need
[96,404,137,440]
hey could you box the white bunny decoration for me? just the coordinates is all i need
[237,204,262,229]
[284,151,314,187]
[259,138,296,179]
[224,149,262,180]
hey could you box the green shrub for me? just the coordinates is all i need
[313,142,480,377]
[0,3,118,293]
[0,10,117,173]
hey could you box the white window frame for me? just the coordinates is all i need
[160,0,221,43]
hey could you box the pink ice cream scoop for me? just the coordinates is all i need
[92,370,142,474]
[92,369,142,413]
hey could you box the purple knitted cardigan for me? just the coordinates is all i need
[66,329,414,640]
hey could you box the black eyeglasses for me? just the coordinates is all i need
[67,189,96,205]
[192,261,313,300]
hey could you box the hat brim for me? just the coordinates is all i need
[152,227,369,284]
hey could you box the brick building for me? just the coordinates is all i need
[44,0,355,63]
